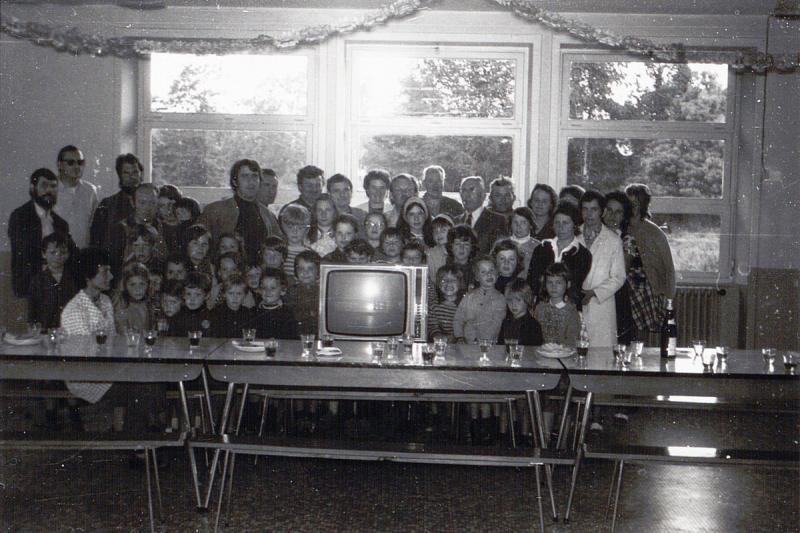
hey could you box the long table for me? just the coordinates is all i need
[559,347,800,526]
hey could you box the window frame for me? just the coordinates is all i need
[555,50,739,284]
[138,49,319,205]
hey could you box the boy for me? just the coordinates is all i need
[278,204,311,279]
[28,232,78,330]
[401,241,437,305]
[164,253,188,282]
[210,274,254,338]
[345,239,374,264]
[498,279,543,346]
[160,279,184,337]
[452,255,506,344]
[375,227,403,263]
[254,268,298,340]
[259,236,288,272]
[427,265,462,342]
[286,250,321,335]
[168,272,212,337]
[322,214,358,264]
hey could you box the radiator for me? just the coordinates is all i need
[675,286,721,346]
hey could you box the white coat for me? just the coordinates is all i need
[581,224,626,347]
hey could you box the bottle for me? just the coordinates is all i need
[660,298,677,358]
[578,314,590,356]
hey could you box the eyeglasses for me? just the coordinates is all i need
[60,159,84,166]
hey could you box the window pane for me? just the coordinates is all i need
[150,129,307,188]
[150,53,308,115]
[567,137,724,198]
[359,134,512,192]
[354,56,516,118]
[569,62,727,122]
[652,214,720,273]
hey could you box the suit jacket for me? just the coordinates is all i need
[8,200,74,297]
[198,196,282,248]
[89,190,135,250]
[423,194,465,219]
[455,208,509,255]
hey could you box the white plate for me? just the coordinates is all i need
[536,346,575,359]
[232,340,266,352]
[2,333,42,346]
[316,347,342,357]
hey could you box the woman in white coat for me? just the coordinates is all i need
[579,191,626,347]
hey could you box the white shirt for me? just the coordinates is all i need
[465,206,484,228]
[54,180,98,248]
[543,237,580,263]
[34,202,54,238]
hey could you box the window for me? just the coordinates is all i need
[346,44,528,201]
[558,53,735,280]
[141,52,316,205]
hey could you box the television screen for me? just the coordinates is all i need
[324,270,408,337]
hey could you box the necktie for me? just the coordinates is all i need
[466,213,473,227]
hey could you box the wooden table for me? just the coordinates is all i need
[199,339,569,532]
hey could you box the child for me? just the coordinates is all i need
[216,232,245,260]
[401,241,437,304]
[491,239,524,294]
[164,253,188,282]
[159,279,183,336]
[363,212,387,251]
[157,184,182,251]
[533,262,581,346]
[499,279,543,346]
[278,204,311,279]
[210,274,254,338]
[376,227,403,263]
[510,207,540,279]
[427,265,463,342]
[28,232,78,330]
[243,263,262,309]
[169,271,213,338]
[445,224,479,291]
[322,214,358,264]
[114,262,152,333]
[184,224,214,278]
[308,194,338,257]
[259,235,288,272]
[286,250,321,335]
[126,226,163,276]
[452,255,506,344]
[254,268,298,340]
[209,251,243,309]
[345,238,374,264]
[426,214,453,282]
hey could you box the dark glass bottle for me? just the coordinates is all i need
[660,298,677,358]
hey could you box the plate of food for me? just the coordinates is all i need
[316,347,342,357]
[232,340,266,352]
[2,332,42,346]
[536,343,575,359]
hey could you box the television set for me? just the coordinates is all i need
[318,264,428,341]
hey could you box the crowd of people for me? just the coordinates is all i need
[7,145,676,434]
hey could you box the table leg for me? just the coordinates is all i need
[151,448,164,520]
[564,391,593,524]
[201,366,217,434]
[203,382,236,509]
[224,383,249,519]
[555,385,573,450]
[530,390,558,522]
[534,464,545,533]
[145,447,156,533]
[214,450,231,533]
[179,380,203,509]
[610,460,624,533]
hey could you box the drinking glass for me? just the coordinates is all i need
[29,322,42,336]
[761,347,777,364]
[144,329,158,354]
[300,334,315,358]
[402,335,414,357]
[126,329,141,349]
[715,346,729,361]
[322,334,335,348]
[95,328,108,346]
[701,347,716,371]
[386,336,400,361]
[422,343,436,365]
[264,338,279,358]
[478,338,492,365]
[621,345,633,367]
[631,340,645,358]
[433,335,448,361]
[692,340,706,361]
[371,341,385,363]
[509,344,524,366]
[188,330,202,350]
[613,343,627,361]
[782,351,797,374]
[505,338,519,357]
[157,317,169,334]
[242,328,256,343]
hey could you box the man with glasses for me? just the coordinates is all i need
[89,153,143,250]
[53,145,98,248]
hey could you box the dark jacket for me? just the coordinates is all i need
[8,200,74,297]
[499,311,544,346]
[90,190,135,250]
[527,240,592,310]
[455,208,509,255]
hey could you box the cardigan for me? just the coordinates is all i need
[627,218,676,299]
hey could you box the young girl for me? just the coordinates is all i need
[452,256,506,344]
[216,232,245,261]
[308,193,338,257]
[427,265,463,342]
[426,214,453,283]
[445,224,479,291]
[114,262,152,333]
[533,262,581,346]
[509,207,540,279]
[491,239,524,294]
[278,204,311,279]
[184,224,214,278]
[208,251,243,309]
[363,212,387,251]
[498,279,543,346]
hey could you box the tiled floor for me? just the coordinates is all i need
[1,403,798,532]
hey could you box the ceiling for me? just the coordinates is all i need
[4,0,786,16]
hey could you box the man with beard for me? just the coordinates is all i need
[89,153,143,250]
[8,168,76,298]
